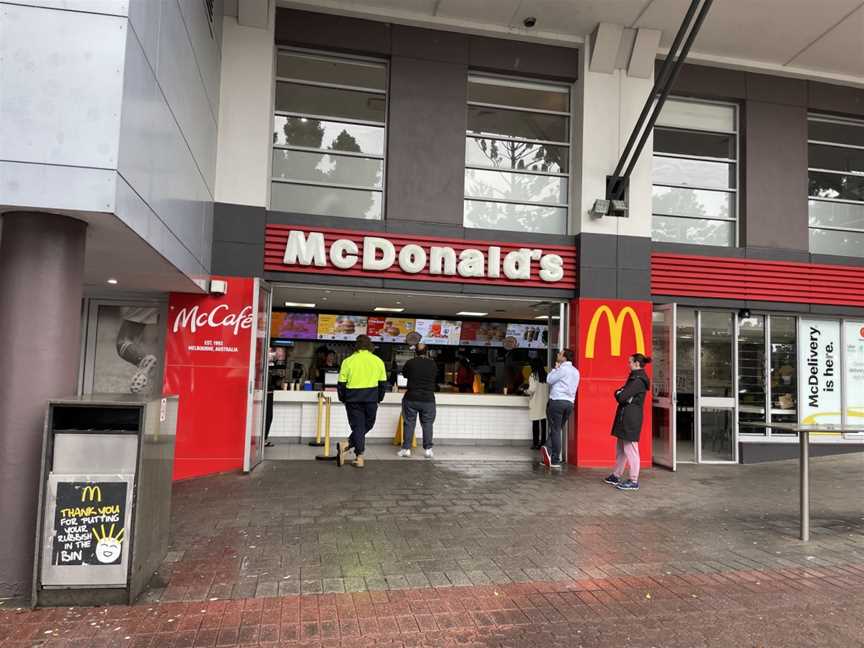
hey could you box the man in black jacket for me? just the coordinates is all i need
[398,343,438,459]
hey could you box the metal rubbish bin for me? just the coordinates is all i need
[32,395,177,607]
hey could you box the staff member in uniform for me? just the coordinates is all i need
[336,335,388,468]
[397,343,438,459]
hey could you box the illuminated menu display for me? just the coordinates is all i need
[316,314,368,341]
[415,319,462,345]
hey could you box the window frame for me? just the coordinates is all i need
[652,96,741,247]
[270,46,389,219]
[463,72,573,235]
[807,113,864,250]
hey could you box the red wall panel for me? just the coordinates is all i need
[568,298,653,469]
[163,277,254,481]
[652,253,864,307]
[265,224,578,290]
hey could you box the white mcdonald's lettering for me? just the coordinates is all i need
[172,304,254,335]
[279,230,566,283]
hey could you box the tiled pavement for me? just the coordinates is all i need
[2,453,863,646]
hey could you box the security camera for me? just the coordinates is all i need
[523,16,537,28]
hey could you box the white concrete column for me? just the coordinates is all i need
[573,32,655,238]
[214,5,276,208]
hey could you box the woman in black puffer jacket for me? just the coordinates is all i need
[604,353,651,491]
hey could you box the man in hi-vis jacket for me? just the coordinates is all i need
[336,335,388,468]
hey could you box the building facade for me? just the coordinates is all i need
[2,0,863,598]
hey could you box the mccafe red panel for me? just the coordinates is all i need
[264,224,578,289]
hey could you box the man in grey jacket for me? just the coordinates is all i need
[540,349,579,469]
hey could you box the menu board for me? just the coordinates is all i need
[505,323,548,349]
[415,319,462,345]
[459,321,508,347]
[271,312,318,340]
[378,318,416,343]
[366,316,387,340]
[52,481,127,566]
[317,314,368,341]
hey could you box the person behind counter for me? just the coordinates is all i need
[540,349,579,469]
[456,357,474,393]
[525,357,548,450]
[335,335,388,469]
[398,343,437,459]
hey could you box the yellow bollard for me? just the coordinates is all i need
[309,393,325,447]
[315,395,337,461]
[323,396,332,456]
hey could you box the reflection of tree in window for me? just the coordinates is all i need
[653,187,730,244]
[466,139,563,232]
[275,119,378,218]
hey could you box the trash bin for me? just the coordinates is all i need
[31,395,177,607]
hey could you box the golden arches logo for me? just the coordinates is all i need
[80,486,102,503]
[585,305,645,359]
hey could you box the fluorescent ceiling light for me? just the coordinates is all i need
[374,307,405,312]
[457,311,487,317]
[106,278,119,285]
[284,301,315,308]
[534,315,560,320]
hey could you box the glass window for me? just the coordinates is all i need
[652,99,738,246]
[271,50,386,219]
[808,114,864,256]
[463,200,567,234]
[700,311,734,398]
[656,98,736,132]
[464,74,571,234]
[271,183,382,219]
[770,316,797,426]
[738,316,766,434]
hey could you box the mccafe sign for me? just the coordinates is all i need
[264,227,576,285]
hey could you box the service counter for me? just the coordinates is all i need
[271,391,531,444]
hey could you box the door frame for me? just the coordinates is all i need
[652,303,677,470]
[243,279,272,472]
[695,309,739,464]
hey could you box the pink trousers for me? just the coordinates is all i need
[613,438,640,481]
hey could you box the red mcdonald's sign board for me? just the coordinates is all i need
[568,298,653,468]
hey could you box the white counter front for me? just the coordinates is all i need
[271,391,531,443]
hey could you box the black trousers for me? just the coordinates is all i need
[532,419,547,448]
[345,401,378,455]
[265,391,274,440]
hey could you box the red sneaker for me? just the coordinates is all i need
[540,446,551,468]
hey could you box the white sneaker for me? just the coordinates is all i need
[424,449,434,459]
[397,449,411,458]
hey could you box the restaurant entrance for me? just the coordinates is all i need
[261,284,567,461]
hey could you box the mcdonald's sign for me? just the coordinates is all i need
[80,486,102,503]
[584,304,646,359]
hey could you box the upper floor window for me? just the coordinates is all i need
[652,98,738,247]
[463,75,571,235]
[272,50,386,219]
[808,115,864,257]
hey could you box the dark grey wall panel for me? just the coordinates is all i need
[212,241,264,277]
[808,81,864,117]
[267,210,386,232]
[666,63,746,100]
[386,56,467,226]
[275,9,390,55]
[213,203,265,243]
[391,24,469,63]
[469,36,578,81]
[745,73,806,106]
[616,268,651,301]
[743,101,808,251]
